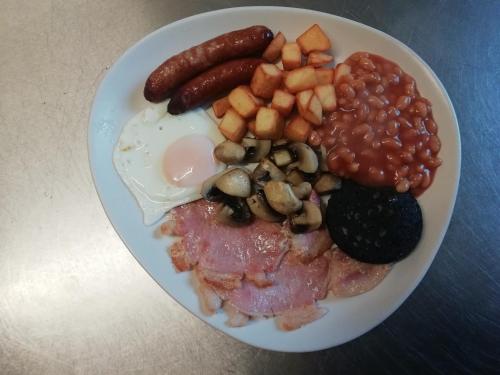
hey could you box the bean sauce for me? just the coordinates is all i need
[317,52,442,196]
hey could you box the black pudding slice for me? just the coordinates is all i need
[326,180,423,264]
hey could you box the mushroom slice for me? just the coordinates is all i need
[263,181,303,215]
[214,141,246,164]
[288,142,319,173]
[289,201,323,233]
[241,138,272,163]
[215,168,251,198]
[252,159,286,186]
[314,173,342,195]
[317,145,329,172]
[286,169,305,186]
[270,148,294,167]
[201,168,235,201]
[246,191,284,222]
[217,197,253,226]
[292,182,312,199]
[273,139,289,148]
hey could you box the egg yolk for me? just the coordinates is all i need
[162,135,218,187]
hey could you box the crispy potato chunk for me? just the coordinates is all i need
[254,107,284,140]
[262,32,287,62]
[271,89,295,117]
[296,24,331,54]
[296,89,313,114]
[284,115,312,142]
[284,66,318,93]
[228,86,261,118]
[250,64,283,99]
[282,43,302,70]
[314,84,337,112]
[219,108,247,142]
[334,63,352,85]
[296,90,322,126]
[315,68,334,85]
[307,52,334,67]
[212,96,231,118]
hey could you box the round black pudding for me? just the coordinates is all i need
[326,180,423,264]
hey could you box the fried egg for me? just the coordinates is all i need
[113,104,225,225]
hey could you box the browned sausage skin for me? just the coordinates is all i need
[144,26,273,103]
[167,58,264,115]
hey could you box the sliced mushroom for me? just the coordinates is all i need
[216,197,253,226]
[252,159,286,186]
[215,168,251,198]
[201,168,234,201]
[292,182,312,199]
[246,191,284,222]
[270,149,294,167]
[314,173,342,195]
[241,138,271,163]
[272,139,289,148]
[214,141,246,164]
[288,142,319,173]
[286,169,305,186]
[317,145,329,172]
[289,201,323,233]
[263,180,303,215]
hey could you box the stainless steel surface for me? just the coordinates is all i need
[1,1,498,373]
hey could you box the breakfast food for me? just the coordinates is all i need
[262,32,286,62]
[167,58,265,114]
[160,199,288,279]
[320,52,441,196]
[328,248,391,297]
[161,197,391,330]
[114,23,443,331]
[326,180,423,264]
[113,105,225,225]
[144,25,273,102]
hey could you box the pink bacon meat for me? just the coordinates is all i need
[329,248,392,297]
[215,252,330,317]
[161,200,288,286]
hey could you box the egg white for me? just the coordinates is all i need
[113,104,226,225]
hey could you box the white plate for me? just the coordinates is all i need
[88,7,460,352]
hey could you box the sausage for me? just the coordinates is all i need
[144,26,273,103]
[167,58,264,115]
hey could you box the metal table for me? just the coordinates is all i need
[1,1,498,373]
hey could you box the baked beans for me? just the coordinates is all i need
[319,52,442,196]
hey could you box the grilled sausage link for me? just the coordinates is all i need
[144,25,273,103]
[167,58,264,114]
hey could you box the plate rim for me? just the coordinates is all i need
[88,6,461,352]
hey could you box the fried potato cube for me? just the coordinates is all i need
[262,32,287,62]
[296,24,331,54]
[315,68,334,85]
[271,89,296,117]
[284,66,318,93]
[306,94,323,126]
[254,107,284,140]
[296,89,313,114]
[281,43,302,70]
[307,52,334,67]
[334,63,352,85]
[314,84,337,112]
[228,86,261,118]
[296,90,322,126]
[212,96,231,118]
[219,108,247,142]
[250,64,283,99]
[284,115,312,142]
